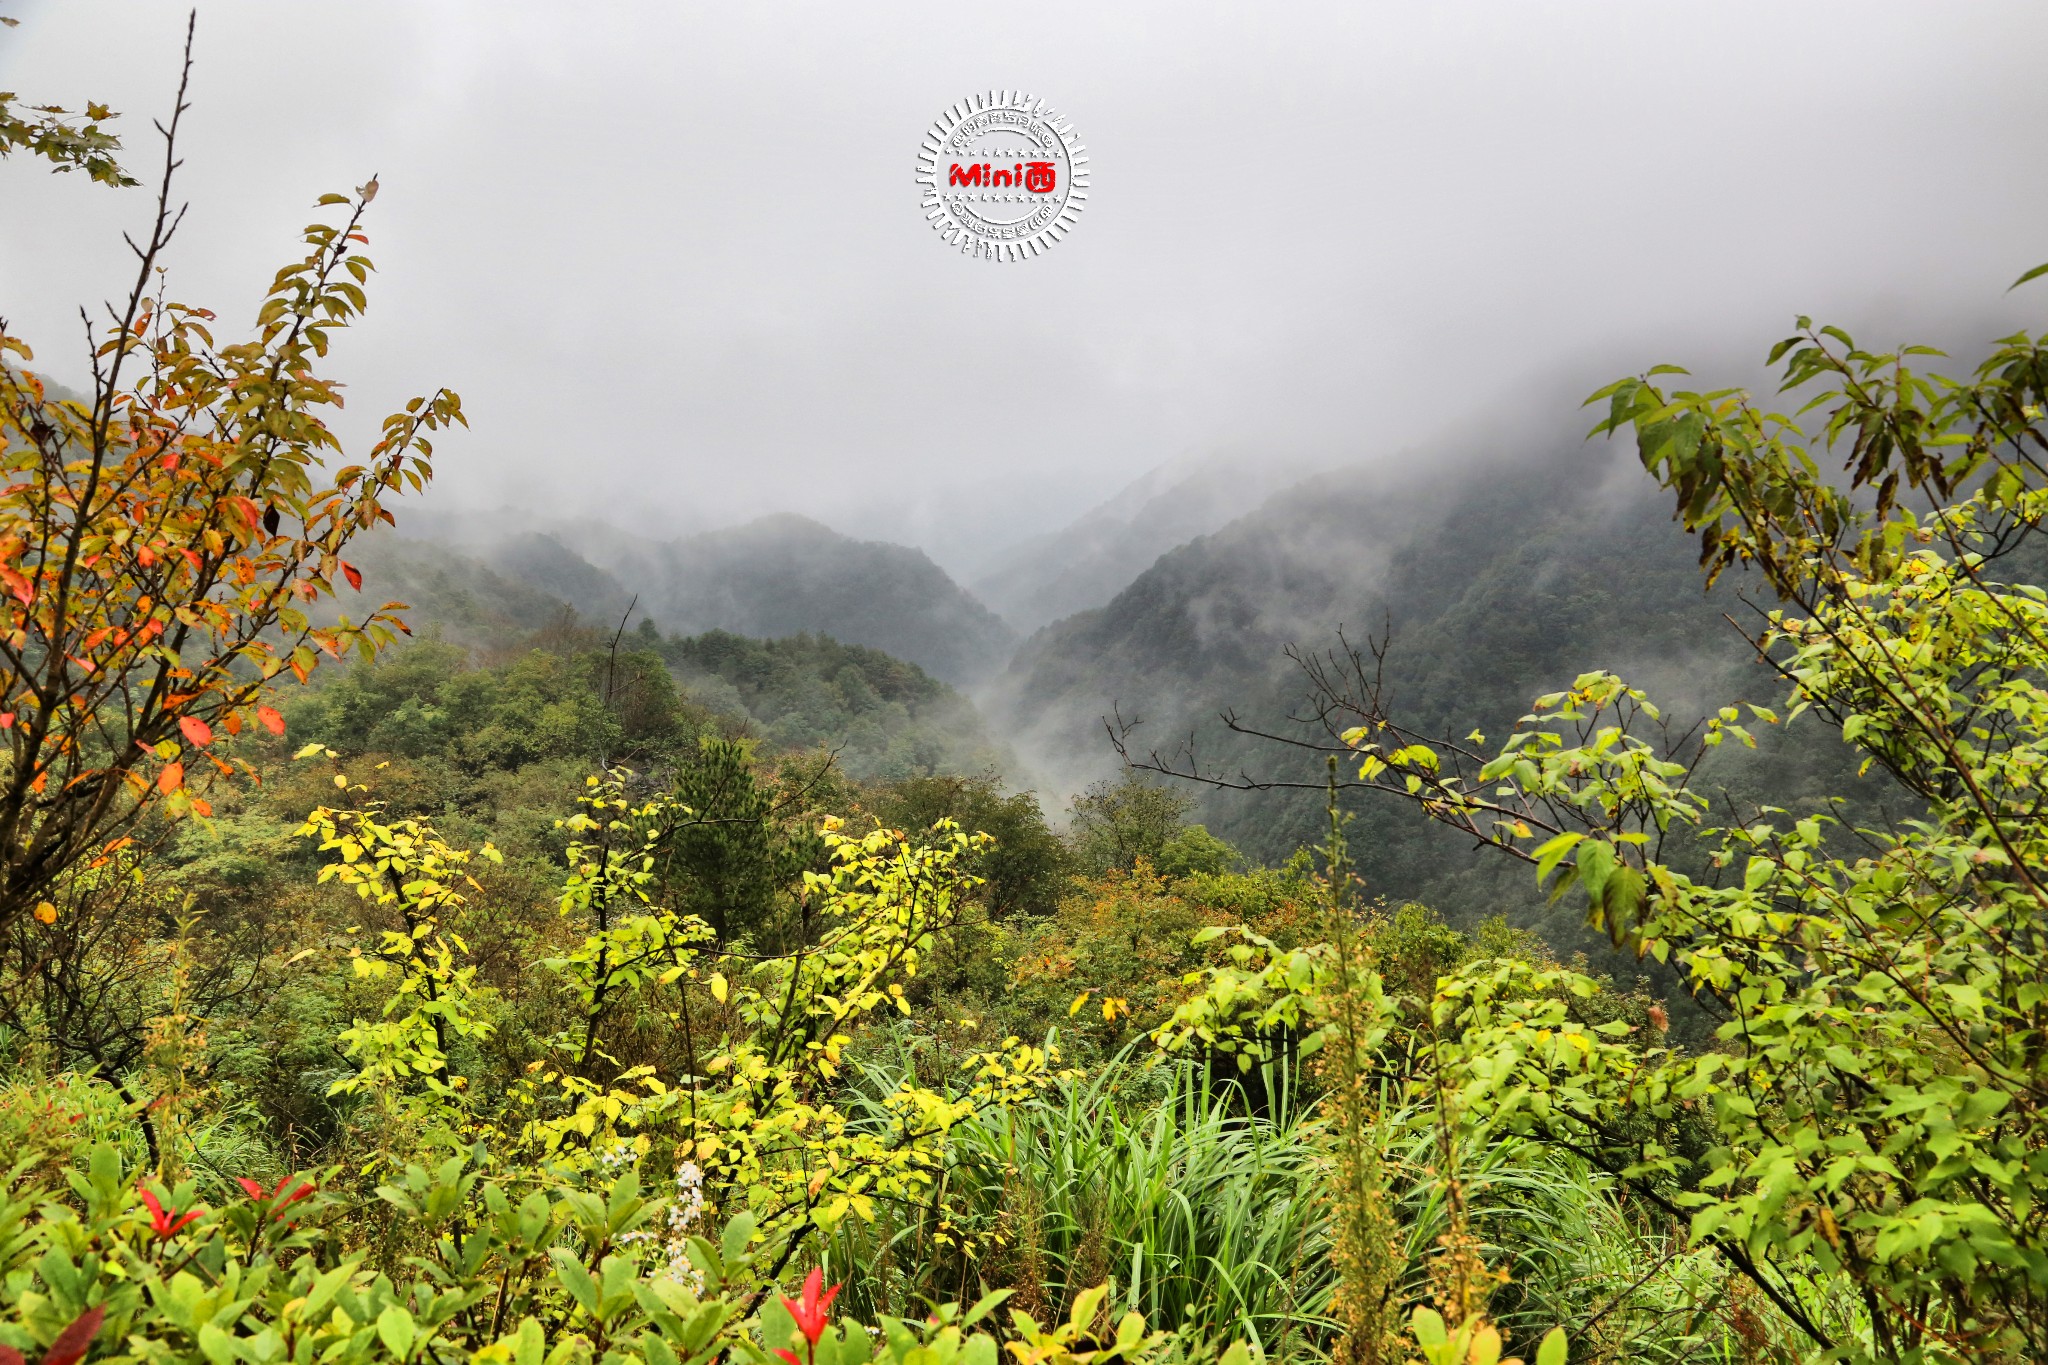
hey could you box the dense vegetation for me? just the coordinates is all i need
[7,32,2048,1365]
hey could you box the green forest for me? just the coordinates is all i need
[8,32,2048,1365]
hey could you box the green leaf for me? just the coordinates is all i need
[1533,831,1584,885]
[549,1249,601,1317]
[1536,1327,1567,1365]
[377,1305,417,1361]
[2008,261,2048,292]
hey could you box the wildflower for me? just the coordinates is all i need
[236,1175,316,1213]
[782,1267,842,1347]
[136,1186,203,1240]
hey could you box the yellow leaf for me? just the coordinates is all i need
[709,973,728,1003]
[1069,991,1091,1017]
[33,901,56,925]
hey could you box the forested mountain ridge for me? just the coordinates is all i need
[988,446,1891,946]
[331,534,1002,781]
[378,511,1017,685]
[618,514,1018,685]
[653,627,1005,780]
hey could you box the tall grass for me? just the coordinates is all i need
[827,1049,1335,1356]
[822,1043,1842,1363]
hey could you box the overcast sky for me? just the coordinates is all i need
[4,2,2046,576]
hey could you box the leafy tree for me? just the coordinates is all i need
[867,772,1068,919]
[0,35,462,938]
[1067,773,1194,875]
[1156,824,1240,880]
[1163,272,2048,1358]
[663,737,821,945]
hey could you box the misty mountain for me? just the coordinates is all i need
[970,450,1353,633]
[386,511,1018,686]
[332,533,1004,782]
[569,514,1018,686]
[475,531,639,627]
[340,534,583,651]
[988,447,1886,945]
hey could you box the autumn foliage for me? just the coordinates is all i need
[0,40,462,935]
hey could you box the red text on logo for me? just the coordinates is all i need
[947,162,1058,193]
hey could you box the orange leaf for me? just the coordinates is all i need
[179,716,214,748]
[257,705,285,735]
[224,712,242,736]
[340,560,363,592]
[0,713,13,729]
[158,761,183,794]
[190,797,212,817]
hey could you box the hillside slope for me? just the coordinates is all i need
[585,514,1018,686]
[970,450,1351,633]
[987,447,1889,945]
[388,511,1018,687]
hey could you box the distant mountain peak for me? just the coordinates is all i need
[382,505,1017,687]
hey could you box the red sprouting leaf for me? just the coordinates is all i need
[340,560,363,592]
[41,1305,105,1365]
[257,705,285,735]
[179,716,213,748]
[158,761,183,794]
[782,1268,842,1347]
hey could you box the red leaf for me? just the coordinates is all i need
[0,713,13,729]
[237,1177,265,1199]
[40,1305,104,1365]
[158,761,183,794]
[257,705,285,736]
[179,716,213,747]
[0,565,32,605]
[340,560,362,592]
[0,1343,23,1365]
